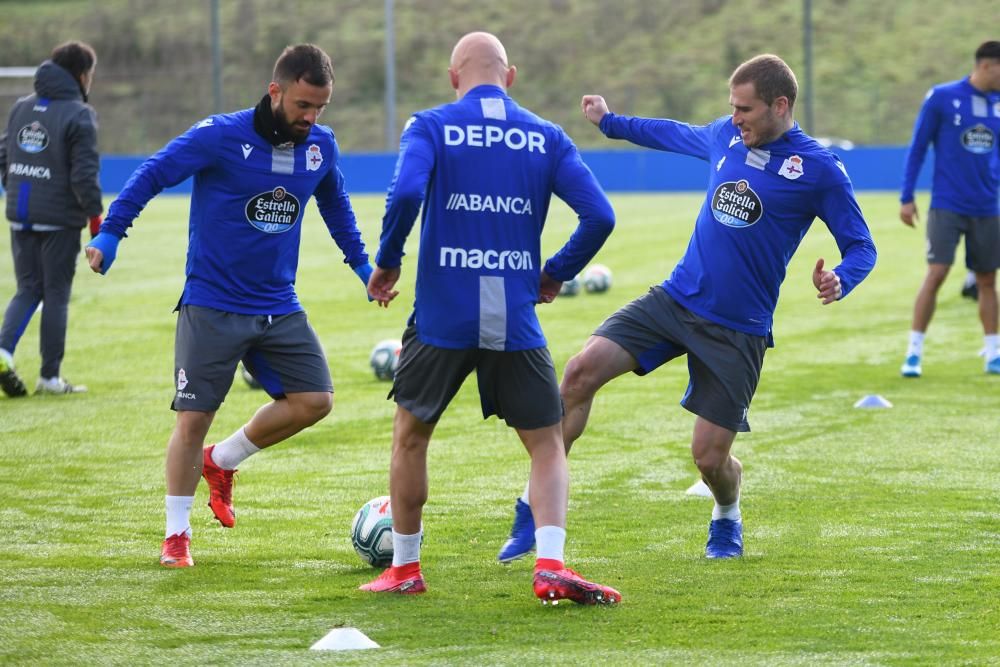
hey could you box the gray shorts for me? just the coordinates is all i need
[390,325,563,430]
[594,287,767,432]
[926,208,1000,271]
[172,305,332,412]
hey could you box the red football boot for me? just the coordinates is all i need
[359,563,426,594]
[202,445,236,528]
[533,560,621,605]
[160,533,194,568]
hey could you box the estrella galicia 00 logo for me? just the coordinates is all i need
[245,186,301,233]
[711,179,764,228]
[961,124,994,154]
[17,121,49,154]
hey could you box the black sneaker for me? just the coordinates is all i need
[961,282,979,301]
[0,355,28,398]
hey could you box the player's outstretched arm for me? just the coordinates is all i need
[581,95,610,127]
[812,258,842,305]
[367,266,401,308]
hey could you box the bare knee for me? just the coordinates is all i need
[561,353,601,401]
[291,392,332,426]
[694,449,728,477]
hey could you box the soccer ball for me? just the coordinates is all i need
[559,275,581,296]
[582,264,613,293]
[239,362,262,390]
[369,339,402,381]
[351,496,394,568]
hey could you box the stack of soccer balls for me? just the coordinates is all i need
[351,496,394,567]
[369,339,402,381]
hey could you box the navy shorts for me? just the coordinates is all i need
[172,305,332,412]
[390,325,563,430]
[593,287,767,432]
[926,209,1000,271]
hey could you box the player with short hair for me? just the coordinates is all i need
[0,41,102,397]
[497,53,877,563]
[899,40,1000,378]
[85,44,373,568]
[362,32,620,605]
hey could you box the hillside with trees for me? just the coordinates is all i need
[0,0,994,154]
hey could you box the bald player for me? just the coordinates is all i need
[360,32,620,605]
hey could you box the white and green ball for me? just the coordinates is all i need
[369,339,402,381]
[582,264,613,293]
[351,496,394,567]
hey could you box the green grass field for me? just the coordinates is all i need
[1,192,998,665]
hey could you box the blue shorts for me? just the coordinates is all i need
[172,305,332,412]
[593,287,767,432]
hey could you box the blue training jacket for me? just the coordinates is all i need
[600,113,877,340]
[100,109,369,315]
[900,77,1000,217]
[377,85,615,351]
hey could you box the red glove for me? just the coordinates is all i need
[88,215,103,239]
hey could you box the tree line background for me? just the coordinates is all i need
[0,0,995,154]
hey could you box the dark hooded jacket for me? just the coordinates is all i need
[0,60,102,228]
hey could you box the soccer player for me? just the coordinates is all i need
[0,41,103,397]
[899,41,1000,378]
[497,54,877,563]
[361,32,620,605]
[85,45,373,568]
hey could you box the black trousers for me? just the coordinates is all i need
[0,227,82,378]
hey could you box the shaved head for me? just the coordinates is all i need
[448,31,515,98]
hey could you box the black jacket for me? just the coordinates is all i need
[0,60,102,228]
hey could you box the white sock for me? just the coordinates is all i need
[712,500,742,522]
[211,427,260,470]
[984,334,999,360]
[165,495,194,538]
[535,525,566,562]
[391,529,422,567]
[907,331,925,358]
[0,348,13,366]
[520,481,531,505]
[965,271,977,288]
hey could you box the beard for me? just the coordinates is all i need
[274,103,311,142]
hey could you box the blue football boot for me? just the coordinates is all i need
[705,519,743,559]
[497,499,535,563]
[987,356,1000,375]
[900,354,922,378]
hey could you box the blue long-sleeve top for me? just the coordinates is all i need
[377,85,615,351]
[101,108,369,315]
[900,77,1000,217]
[600,112,876,341]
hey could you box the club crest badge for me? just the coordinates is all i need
[306,144,323,171]
[177,369,188,391]
[779,155,804,180]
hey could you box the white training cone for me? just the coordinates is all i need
[310,627,380,651]
[685,479,713,497]
[853,394,892,409]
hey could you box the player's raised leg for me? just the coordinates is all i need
[692,417,744,559]
[204,390,332,527]
[360,405,432,594]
